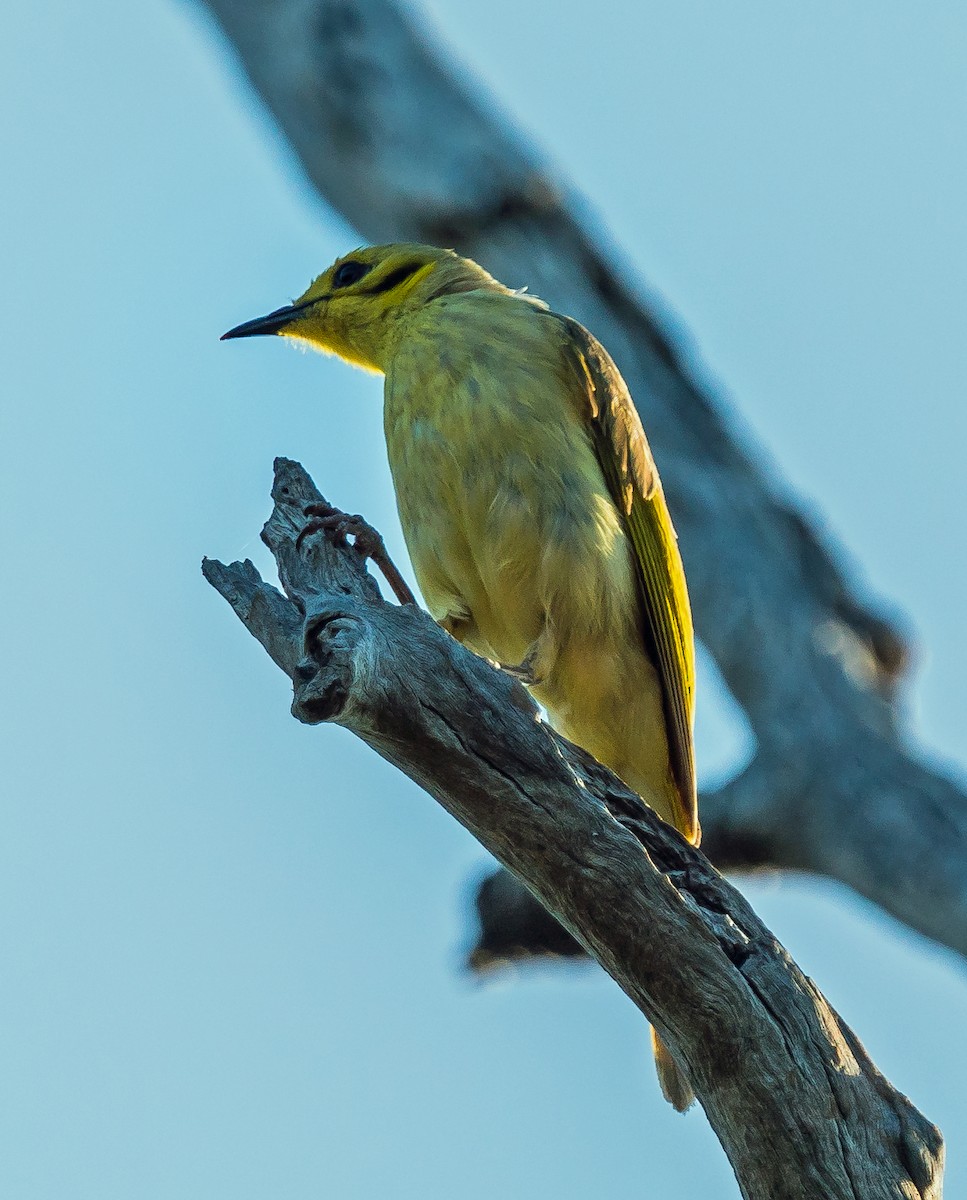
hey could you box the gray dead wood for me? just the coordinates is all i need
[198,0,967,957]
[202,458,943,1200]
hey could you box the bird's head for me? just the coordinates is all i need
[221,243,506,373]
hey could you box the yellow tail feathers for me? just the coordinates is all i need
[651,1026,694,1112]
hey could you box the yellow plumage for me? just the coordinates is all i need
[223,243,700,1109]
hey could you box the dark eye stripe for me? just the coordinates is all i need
[364,262,424,296]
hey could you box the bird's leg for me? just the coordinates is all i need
[440,613,473,643]
[441,612,548,688]
[297,503,416,606]
[498,650,542,686]
[498,626,554,687]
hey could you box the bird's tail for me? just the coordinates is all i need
[651,1026,694,1112]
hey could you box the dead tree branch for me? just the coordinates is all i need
[198,0,967,956]
[202,458,943,1200]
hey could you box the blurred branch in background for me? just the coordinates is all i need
[198,0,967,957]
[203,459,944,1200]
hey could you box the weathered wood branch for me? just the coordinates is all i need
[199,0,967,956]
[203,458,943,1200]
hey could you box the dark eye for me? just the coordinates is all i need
[332,260,371,289]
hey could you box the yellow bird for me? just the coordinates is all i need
[223,243,700,1109]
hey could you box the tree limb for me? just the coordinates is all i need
[198,0,967,956]
[203,458,944,1200]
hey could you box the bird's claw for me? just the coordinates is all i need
[498,648,545,687]
[296,502,417,606]
[297,503,382,555]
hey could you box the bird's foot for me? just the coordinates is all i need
[296,503,416,606]
[498,647,545,688]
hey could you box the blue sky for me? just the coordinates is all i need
[2,2,965,1195]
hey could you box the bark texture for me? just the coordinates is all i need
[203,458,944,1200]
[199,0,967,958]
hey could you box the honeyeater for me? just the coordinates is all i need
[223,243,699,1110]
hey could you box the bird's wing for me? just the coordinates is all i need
[554,314,698,842]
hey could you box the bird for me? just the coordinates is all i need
[223,243,700,1109]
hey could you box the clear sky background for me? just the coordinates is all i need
[2,2,965,1196]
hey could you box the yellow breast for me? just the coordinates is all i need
[381,287,683,834]
[383,292,638,665]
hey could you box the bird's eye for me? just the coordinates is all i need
[332,261,371,289]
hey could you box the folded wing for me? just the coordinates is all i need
[553,314,699,844]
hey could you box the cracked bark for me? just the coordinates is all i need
[203,458,944,1200]
[198,0,967,959]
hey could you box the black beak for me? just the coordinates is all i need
[220,301,312,341]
